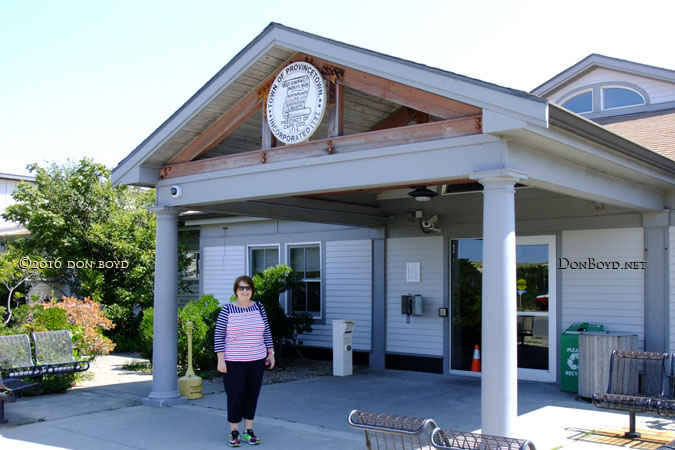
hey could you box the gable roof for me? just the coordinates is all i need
[531,54,675,97]
[111,23,548,186]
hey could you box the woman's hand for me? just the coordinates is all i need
[217,359,227,374]
[266,353,275,370]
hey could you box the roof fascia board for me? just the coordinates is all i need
[154,135,505,207]
[532,54,675,96]
[508,142,665,211]
[112,24,282,186]
[503,123,675,189]
[0,173,35,182]
[548,104,675,174]
[273,26,548,128]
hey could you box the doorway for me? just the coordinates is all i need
[449,236,556,381]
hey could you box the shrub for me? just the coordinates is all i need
[139,294,221,372]
[42,296,115,357]
[103,303,143,352]
[252,265,313,354]
[178,294,221,372]
[138,307,154,361]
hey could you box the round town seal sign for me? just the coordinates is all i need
[266,62,326,145]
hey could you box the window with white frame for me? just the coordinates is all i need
[249,246,279,277]
[602,87,645,110]
[289,244,321,315]
[559,84,648,115]
[561,90,593,114]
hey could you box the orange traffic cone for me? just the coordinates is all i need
[471,344,481,372]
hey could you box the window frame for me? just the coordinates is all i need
[183,251,200,280]
[560,89,593,114]
[286,242,323,318]
[601,86,646,111]
[247,244,280,278]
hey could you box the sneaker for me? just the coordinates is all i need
[228,430,241,447]
[242,429,260,445]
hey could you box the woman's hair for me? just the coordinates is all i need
[233,275,255,296]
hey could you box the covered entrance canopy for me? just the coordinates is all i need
[112,23,675,436]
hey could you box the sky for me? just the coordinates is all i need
[2,0,674,177]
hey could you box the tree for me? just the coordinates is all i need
[2,158,184,348]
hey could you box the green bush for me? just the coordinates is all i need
[103,303,143,352]
[138,307,154,362]
[178,294,221,372]
[252,265,313,354]
[139,294,221,373]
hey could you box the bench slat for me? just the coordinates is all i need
[0,334,34,369]
[431,428,536,450]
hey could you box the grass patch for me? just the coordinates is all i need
[122,361,153,373]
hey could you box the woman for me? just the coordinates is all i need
[214,275,275,447]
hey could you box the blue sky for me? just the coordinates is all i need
[2,0,674,176]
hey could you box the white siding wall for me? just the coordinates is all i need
[562,228,645,349]
[386,236,444,356]
[0,179,22,232]
[670,226,675,353]
[202,245,245,304]
[549,68,675,104]
[299,240,372,351]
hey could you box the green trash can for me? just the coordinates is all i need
[560,322,604,392]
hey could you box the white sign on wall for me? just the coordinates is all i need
[406,262,421,283]
[266,62,326,145]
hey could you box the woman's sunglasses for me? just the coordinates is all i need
[237,285,253,291]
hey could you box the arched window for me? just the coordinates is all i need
[602,87,645,110]
[561,90,592,114]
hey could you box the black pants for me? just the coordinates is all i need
[223,358,266,424]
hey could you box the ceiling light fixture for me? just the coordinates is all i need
[408,186,438,202]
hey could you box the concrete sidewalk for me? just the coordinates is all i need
[1,354,675,449]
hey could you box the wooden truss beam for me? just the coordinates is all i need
[296,53,480,119]
[159,115,482,180]
[168,52,300,165]
[167,52,479,166]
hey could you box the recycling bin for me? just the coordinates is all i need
[560,322,604,392]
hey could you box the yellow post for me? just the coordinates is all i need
[178,321,203,399]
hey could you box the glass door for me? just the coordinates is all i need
[450,236,556,381]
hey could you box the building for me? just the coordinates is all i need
[0,173,34,241]
[112,24,675,435]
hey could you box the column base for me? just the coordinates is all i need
[142,392,188,408]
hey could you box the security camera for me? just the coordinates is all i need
[169,185,182,198]
[421,214,441,232]
[422,215,438,228]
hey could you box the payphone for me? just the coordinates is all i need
[401,294,423,323]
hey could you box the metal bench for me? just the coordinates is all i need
[0,334,42,423]
[348,410,438,450]
[657,438,675,450]
[31,330,90,375]
[655,352,675,418]
[591,350,667,438]
[431,428,536,450]
[348,410,536,450]
[0,331,90,423]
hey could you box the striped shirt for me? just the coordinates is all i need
[214,301,273,361]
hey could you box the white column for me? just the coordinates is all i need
[143,206,187,407]
[470,169,527,436]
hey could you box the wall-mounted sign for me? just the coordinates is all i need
[406,262,421,283]
[266,62,326,145]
